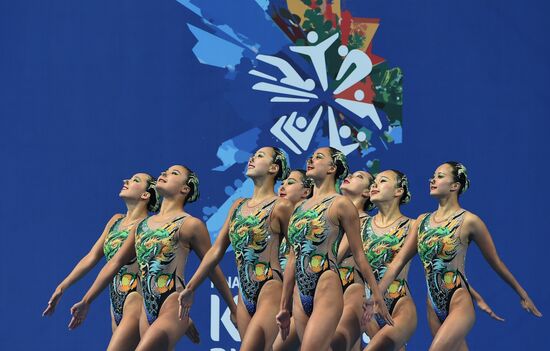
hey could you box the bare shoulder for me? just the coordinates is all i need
[105,213,125,228]
[462,210,485,230]
[180,215,207,235]
[333,193,353,209]
[274,197,294,213]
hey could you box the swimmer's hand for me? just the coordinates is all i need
[276,308,291,341]
[68,300,90,330]
[178,288,194,320]
[43,286,64,317]
[521,295,542,317]
[361,298,375,328]
[230,310,238,329]
[472,293,505,322]
[184,319,201,344]
[373,293,394,326]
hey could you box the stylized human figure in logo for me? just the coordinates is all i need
[67,165,236,351]
[277,147,393,351]
[289,31,339,92]
[178,147,295,351]
[375,162,541,350]
[271,106,323,154]
[273,169,314,351]
[43,173,160,350]
[333,44,382,129]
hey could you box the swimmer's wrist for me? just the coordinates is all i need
[81,295,93,305]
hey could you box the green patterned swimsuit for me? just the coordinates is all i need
[288,195,343,316]
[418,210,470,322]
[103,216,139,325]
[135,215,189,324]
[363,217,411,327]
[228,198,281,315]
[279,236,290,272]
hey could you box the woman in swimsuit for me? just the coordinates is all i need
[68,165,237,351]
[375,162,541,351]
[277,147,392,351]
[331,170,375,351]
[361,169,416,351]
[273,169,313,351]
[178,147,295,351]
[43,172,159,350]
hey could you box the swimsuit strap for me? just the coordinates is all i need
[109,216,125,232]
[231,198,248,221]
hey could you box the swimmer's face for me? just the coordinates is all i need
[278,171,311,204]
[246,147,279,179]
[341,171,373,198]
[429,164,460,198]
[119,173,151,201]
[370,170,403,204]
[156,165,190,198]
[306,147,335,180]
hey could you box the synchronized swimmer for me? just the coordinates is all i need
[44,147,541,351]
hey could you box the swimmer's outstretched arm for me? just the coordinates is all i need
[467,213,542,317]
[68,226,138,330]
[182,216,237,321]
[336,196,392,326]
[377,217,420,296]
[43,214,123,317]
[469,285,505,321]
[269,198,295,340]
[276,248,295,341]
[178,199,241,319]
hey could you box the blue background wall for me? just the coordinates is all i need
[1,0,548,349]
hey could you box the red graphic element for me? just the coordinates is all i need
[340,11,352,46]
[333,76,375,104]
[324,3,336,28]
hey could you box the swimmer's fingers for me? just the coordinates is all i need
[43,288,63,317]
[230,311,238,329]
[276,309,291,341]
[522,297,542,317]
[361,299,374,327]
[476,298,505,322]
[68,300,89,330]
[68,315,82,330]
[374,297,394,326]
[178,289,194,320]
[184,320,200,344]
[490,311,505,322]
[42,302,55,317]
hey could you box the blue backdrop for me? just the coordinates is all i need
[1,0,548,350]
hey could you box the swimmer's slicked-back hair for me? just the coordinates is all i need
[272,147,291,181]
[182,166,200,203]
[445,161,470,195]
[145,174,161,212]
[363,172,375,211]
[390,169,411,204]
[294,169,314,199]
[328,147,349,182]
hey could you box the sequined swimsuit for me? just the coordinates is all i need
[337,213,369,290]
[229,198,282,315]
[363,217,411,327]
[103,217,139,325]
[135,215,189,324]
[288,195,343,316]
[418,210,470,322]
